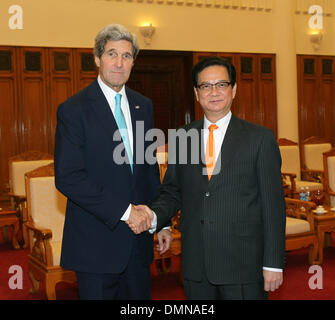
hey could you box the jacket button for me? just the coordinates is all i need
[205,192,210,197]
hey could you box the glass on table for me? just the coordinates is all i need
[311,189,324,206]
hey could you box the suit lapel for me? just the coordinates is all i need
[88,80,119,138]
[88,80,133,174]
[125,87,138,170]
[186,119,209,185]
[210,114,246,184]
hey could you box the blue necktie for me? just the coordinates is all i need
[114,93,133,172]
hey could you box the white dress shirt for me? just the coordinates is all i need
[97,76,133,221]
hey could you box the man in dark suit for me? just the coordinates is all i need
[54,24,171,300]
[130,57,286,300]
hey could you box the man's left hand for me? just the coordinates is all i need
[156,229,173,255]
[263,270,283,292]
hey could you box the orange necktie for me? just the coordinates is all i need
[205,124,218,180]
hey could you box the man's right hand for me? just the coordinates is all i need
[126,205,153,234]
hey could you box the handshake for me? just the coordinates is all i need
[126,204,154,235]
[125,204,172,255]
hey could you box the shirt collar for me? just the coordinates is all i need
[97,75,126,104]
[204,111,232,131]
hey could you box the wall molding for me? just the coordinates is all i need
[97,0,274,11]
[295,0,332,16]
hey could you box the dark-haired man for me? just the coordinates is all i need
[131,57,286,300]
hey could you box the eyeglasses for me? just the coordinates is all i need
[197,81,231,92]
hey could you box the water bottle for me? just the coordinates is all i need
[299,187,306,201]
[305,187,310,201]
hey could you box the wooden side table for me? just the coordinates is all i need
[0,207,20,249]
[313,206,335,264]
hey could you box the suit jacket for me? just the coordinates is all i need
[54,79,160,274]
[152,114,286,285]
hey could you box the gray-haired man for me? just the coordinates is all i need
[55,24,171,300]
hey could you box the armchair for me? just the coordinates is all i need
[285,198,319,265]
[323,148,335,207]
[278,138,322,197]
[24,163,76,300]
[8,151,53,247]
[301,136,331,183]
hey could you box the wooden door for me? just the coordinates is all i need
[297,55,335,146]
[0,47,19,197]
[47,48,75,153]
[17,47,49,153]
[73,48,98,91]
[128,51,193,139]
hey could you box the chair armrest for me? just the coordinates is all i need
[282,172,297,196]
[8,192,26,202]
[301,169,324,184]
[285,198,316,230]
[25,221,54,266]
[25,221,52,239]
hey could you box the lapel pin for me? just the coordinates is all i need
[135,105,140,109]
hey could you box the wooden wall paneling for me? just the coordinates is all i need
[297,55,335,146]
[0,46,19,197]
[297,55,317,142]
[258,54,277,135]
[47,48,75,153]
[128,51,193,137]
[73,48,98,91]
[235,54,258,124]
[320,56,335,146]
[17,47,49,153]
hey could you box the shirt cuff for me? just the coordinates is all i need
[263,267,283,272]
[149,211,157,234]
[120,204,132,221]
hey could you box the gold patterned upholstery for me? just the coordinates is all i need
[24,163,76,300]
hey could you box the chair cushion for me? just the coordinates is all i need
[11,160,54,196]
[304,143,331,171]
[285,179,323,192]
[279,145,301,180]
[286,217,311,235]
[29,176,67,243]
[50,241,62,266]
[295,180,323,192]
